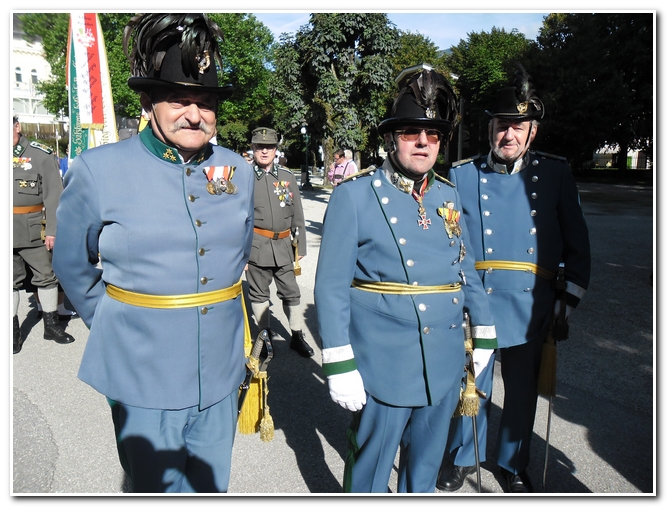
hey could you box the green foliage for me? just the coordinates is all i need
[271,13,399,167]
[526,13,653,171]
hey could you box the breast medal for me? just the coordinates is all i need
[273,181,293,207]
[437,201,462,238]
[203,165,237,195]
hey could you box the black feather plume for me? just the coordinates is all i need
[512,64,544,118]
[405,70,458,124]
[123,13,223,78]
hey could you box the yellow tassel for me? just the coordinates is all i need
[538,329,557,397]
[238,377,262,434]
[458,369,481,417]
[293,241,301,276]
[259,376,274,442]
[238,291,264,434]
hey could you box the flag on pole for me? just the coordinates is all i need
[66,13,118,161]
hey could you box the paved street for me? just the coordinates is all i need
[10,174,655,499]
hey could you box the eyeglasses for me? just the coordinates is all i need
[395,128,442,144]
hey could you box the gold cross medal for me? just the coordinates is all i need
[204,166,237,195]
[437,201,462,238]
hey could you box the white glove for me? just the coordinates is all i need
[553,300,573,320]
[328,370,367,411]
[472,348,494,379]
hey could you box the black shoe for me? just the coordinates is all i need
[502,469,533,493]
[13,315,24,354]
[290,330,314,357]
[436,464,476,492]
[43,311,75,344]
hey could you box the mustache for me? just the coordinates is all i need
[171,122,213,135]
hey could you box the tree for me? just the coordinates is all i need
[445,27,534,158]
[390,30,448,77]
[527,13,653,173]
[271,13,399,171]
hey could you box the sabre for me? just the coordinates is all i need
[463,312,482,493]
[238,329,273,413]
[541,264,568,490]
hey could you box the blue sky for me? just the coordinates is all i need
[252,11,549,51]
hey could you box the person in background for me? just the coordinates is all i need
[314,67,496,493]
[247,126,314,358]
[13,115,74,354]
[436,64,590,493]
[327,148,359,186]
[52,13,254,493]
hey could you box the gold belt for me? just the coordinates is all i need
[13,204,44,214]
[106,279,243,308]
[475,261,555,280]
[352,279,461,295]
[253,227,291,240]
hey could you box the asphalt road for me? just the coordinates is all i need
[9,175,655,499]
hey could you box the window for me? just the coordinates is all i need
[15,67,22,83]
[31,69,38,84]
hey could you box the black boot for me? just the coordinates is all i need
[290,330,314,358]
[43,311,75,344]
[13,315,24,354]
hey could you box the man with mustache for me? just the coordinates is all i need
[436,65,590,493]
[53,14,254,493]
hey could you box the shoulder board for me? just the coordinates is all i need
[451,154,483,168]
[340,167,375,183]
[534,151,567,162]
[434,173,455,187]
[29,141,53,154]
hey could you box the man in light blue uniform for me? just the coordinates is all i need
[53,14,254,493]
[437,65,591,493]
[315,67,497,493]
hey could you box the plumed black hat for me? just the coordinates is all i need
[123,13,233,99]
[486,64,544,120]
[378,68,458,137]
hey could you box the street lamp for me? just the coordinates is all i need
[300,126,313,191]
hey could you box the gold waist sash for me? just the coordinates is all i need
[475,261,555,280]
[352,279,461,295]
[106,279,243,308]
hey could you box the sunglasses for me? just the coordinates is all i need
[396,128,442,144]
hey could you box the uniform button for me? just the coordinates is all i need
[450,323,458,329]
[486,288,493,294]
[374,180,382,187]
[524,287,532,292]
[532,159,539,166]
[529,227,536,235]
[485,229,493,235]
[399,238,407,245]
[200,277,208,285]
[381,197,389,204]
[528,247,535,254]
[423,326,430,334]
[199,248,206,256]
[481,163,487,169]
[482,194,489,200]
[418,303,427,312]
[531,192,538,199]
[532,175,539,182]
[481,177,488,183]
[188,195,196,202]
[530,210,537,216]
[201,307,208,314]
[412,281,419,286]
[483,211,490,217]
[186,168,192,176]
[195,220,202,227]
[486,248,493,254]
[406,259,414,267]
[449,240,456,246]
[390,217,398,224]
[452,297,459,304]
[486,268,493,273]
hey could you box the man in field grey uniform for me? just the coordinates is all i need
[247,127,314,358]
[13,115,74,353]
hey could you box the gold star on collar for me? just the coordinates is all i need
[162,148,178,162]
